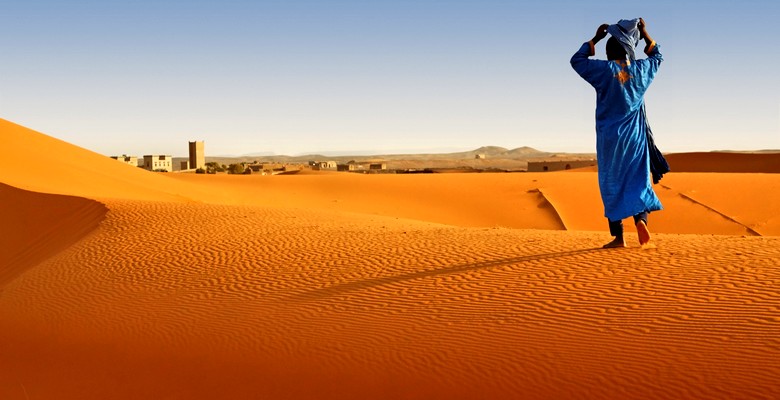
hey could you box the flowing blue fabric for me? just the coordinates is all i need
[570,42,664,221]
[607,18,671,184]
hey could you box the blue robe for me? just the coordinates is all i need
[570,41,664,222]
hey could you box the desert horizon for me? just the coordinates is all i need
[1,118,779,399]
[113,142,780,174]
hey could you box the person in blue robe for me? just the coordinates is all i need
[570,18,664,248]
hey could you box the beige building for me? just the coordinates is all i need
[143,155,173,172]
[312,161,338,171]
[527,160,596,172]
[110,155,138,167]
[337,161,388,172]
[337,163,357,172]
[189,141,205,170]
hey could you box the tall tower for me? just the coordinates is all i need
[188,141,205,170]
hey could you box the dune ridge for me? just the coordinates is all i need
[675,190,762,235]
[0,118,221,203]
[0,183,107,286]
[528,188,568,230]
[1,120,779,399]
[665,152,780,173]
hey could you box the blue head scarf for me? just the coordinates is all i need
[607,18,641,61]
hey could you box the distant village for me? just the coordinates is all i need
[111,141,209,172]
[110,141,391,175]
[110,141,595,174]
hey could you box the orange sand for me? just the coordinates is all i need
[1,118,779,399]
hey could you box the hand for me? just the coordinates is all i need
[638,18,648,40]
[593,23,609,43]
[638,18,655,53]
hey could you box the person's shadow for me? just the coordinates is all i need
[291,247,604,301]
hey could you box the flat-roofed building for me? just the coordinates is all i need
[312,161,338,170]
[143,155,173,172]
[337,163,357,172]
[110,155,138,167]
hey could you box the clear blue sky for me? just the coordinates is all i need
[2,0,778,156]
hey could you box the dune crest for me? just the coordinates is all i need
[0,118,215,202]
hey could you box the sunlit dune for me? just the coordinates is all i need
[1,118,778,399]
[0,119,220,203]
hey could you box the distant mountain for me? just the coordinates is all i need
[197,146,584,171]
[189,146,602,172]
[471,146,510,155]
[202,146,576,164]
[465,146,551,158]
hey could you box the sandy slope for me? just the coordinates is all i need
[1,119,779,399]
[165,171,780,236]
[0,119,221,203]
[0,183,107,286]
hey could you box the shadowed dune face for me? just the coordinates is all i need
[0,183,107,286]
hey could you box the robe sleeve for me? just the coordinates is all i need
[634,43,663,86]
[570,42,606,88]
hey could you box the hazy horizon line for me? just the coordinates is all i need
[200,148,780,159]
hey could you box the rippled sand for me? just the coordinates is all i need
[2,119,779,399]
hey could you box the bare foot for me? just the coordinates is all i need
[636,220,651,245]
[602,237,627,249]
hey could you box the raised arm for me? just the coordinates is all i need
[571,24,610,86]
[635,18,663,81]
[638,18,656,54]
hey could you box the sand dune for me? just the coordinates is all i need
[0,119,221,203]
[0,183,107,286]
[665,152,780,173]
[166,171,780,236]
[1,119,779,399]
